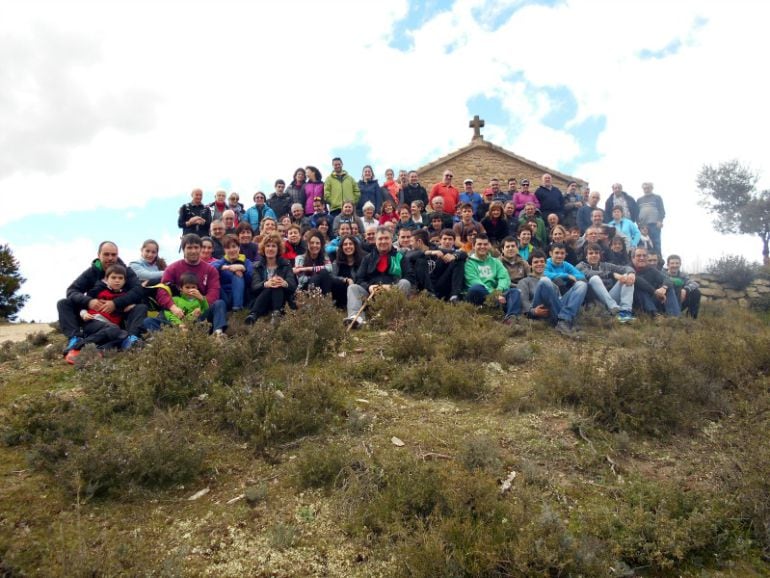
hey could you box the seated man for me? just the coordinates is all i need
[542,243,588,335]
[58,241,147,360]
[577,243,636,322]
[407,228,466,302]
[345,226,414,328]
[464,234,521,323]
[499,236,529,285]
[149,234,228,336]
[666,254,701,319]
[631,247,680,317]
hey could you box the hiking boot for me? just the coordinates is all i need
[65,348,81,365]
[244,314,257,325]
[555,319,574,336]
[62,336,82,355]
[121,335,140,351]
[617,311,636,323]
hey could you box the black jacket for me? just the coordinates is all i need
[354,247,414,291]
[251,257,298,294]
[65,258,144,310]
[178,202,212,236]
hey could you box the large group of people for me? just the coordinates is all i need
[57,158,701,363]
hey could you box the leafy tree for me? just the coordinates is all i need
[697,160,770,264]
[0,244,29,321]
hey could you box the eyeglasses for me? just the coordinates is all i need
[444,175,453,178]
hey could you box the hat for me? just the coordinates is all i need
[463,178,473,184]
[520,179,530,185]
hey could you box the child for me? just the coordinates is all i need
[164,272,209,326]
[213,235,253,311]
[64,265,132,364]
[639,224,654,253]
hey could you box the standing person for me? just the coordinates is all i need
[244,191,277,234]
[154,234,228,336]
[358,165,383,216]
[344,227,414,328]
[562,182,584,229]
[324,157,361,217]
[286,168,307,209]
[666,254,700,319]
[636,182,666,256]
[608,206,641,249]
[382,168,400,206]
[178,188,212,237]
[512,179,539,217]
[459,178,483,219]
[400,170,429,208]
[245,233,298,324]
[463,234,521,323]
[304,166,325,215]
[58,241,147,360]
[488,178,510,203]
[227,192,245,221]
[505,178,518,200]
[268,179,292,219]
[207,190,229,222]
[577,190,600,234]
[129,239,166,285]
[604,183,639,223]
[535,174,564,223]
[429,170,460,216]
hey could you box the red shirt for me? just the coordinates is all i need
[429,182,460,215]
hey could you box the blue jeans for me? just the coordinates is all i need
[532,278,587,324]
[646,223,662,255]
[465,284,522,317]
[634,287,681,317]
[219,271,246,310]
[587,276,634,312]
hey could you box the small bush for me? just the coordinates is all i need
[211,367,345,452]
[268,523,298,550]
[293,443,349,491]
[457,434,501,471]
[2,393,93,447]
[25,331,50,347]
[271,289,347,364]
[389,356,487,400]
[707,254,759,290]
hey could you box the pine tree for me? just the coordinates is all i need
[0,244,29,321]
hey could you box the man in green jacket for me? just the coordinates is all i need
[324,157,361,217]
[464,234,521,322]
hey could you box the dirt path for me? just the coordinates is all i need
[0,323,55,343]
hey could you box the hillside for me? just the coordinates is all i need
[0,294,769,577]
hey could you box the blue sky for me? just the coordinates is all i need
[1,0,768,322]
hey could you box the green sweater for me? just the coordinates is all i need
[464,253,511,292]
[323,172,361,212]
[164,294,209,325]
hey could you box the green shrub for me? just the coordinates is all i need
[293,443,349,491]
[211,367,345,452]
[389,356,487,399]
[707,255,759,290]
[25,331,50,347]
[2,392,93,447]
[41,410,207,498]
[457,434,501,471]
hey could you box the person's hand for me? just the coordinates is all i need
[292,267,303,275]
[100,300,116,314]
[369,284,381,295]
[235,271,244,278]
[124,304,135,312]
[497,294,506,305]
[192,308,201,318]
[655,286,667,302]
[189,288,204,301]
[81,311,95,321]
[442,253,456,263]
[625,273,635,285]
[171,305,185,319]
[657,221,663,228]
[532,305,550,318]
[567,275,577,283]
[680,289,687,303]
[87,298,101,311]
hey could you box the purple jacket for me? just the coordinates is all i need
[304,182,325,215]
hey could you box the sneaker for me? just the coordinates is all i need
[343,316,365,329]
[610,306,620,316]
[62,336,81,355]
[244,314,257,325]
[121,335,140,351]
[449,295,460,304]
[213,329,227,340]
[617,311,636,323]
[502,315,517,326]
[64,348,81,365]
[555,319,574,336]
